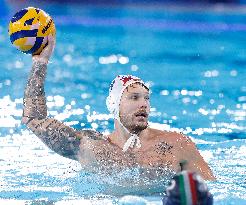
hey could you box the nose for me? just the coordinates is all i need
[139,97,149,109]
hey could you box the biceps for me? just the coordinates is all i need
[27,118,81,160]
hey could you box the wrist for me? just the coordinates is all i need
[32,56,49,65]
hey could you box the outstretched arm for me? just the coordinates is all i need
[22,35,101,160]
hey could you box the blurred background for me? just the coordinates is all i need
[0,0,245,204]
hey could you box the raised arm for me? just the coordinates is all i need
[21,35,101,161]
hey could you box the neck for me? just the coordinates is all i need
[113,119,131,148]
[109,119,148,150]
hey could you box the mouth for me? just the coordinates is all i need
[135,110,148,119]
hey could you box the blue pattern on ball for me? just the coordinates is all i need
[24,18,35,26]
[11,9,28,23]
[10,29,38,43]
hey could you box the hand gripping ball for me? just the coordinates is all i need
[8,7,56,55]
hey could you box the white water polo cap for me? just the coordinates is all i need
[106,75,149,152]
[106,75,148,119]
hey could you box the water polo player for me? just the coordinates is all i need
[22,35,216,181]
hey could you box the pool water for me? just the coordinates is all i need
[0,2,246,205]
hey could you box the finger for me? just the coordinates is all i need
[45,34,54,50]
[41,35,55,54]
[32,34,56,57]
[48,34,56,53]
[48,34,55,45]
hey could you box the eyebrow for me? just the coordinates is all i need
[127,92,149,95]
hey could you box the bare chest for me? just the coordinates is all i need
[78,138,178,171]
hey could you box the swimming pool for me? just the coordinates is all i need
[0,2,245,204]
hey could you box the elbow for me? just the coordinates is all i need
[206,172,216,181]
[21,116,29,125]
[21,116,34,125]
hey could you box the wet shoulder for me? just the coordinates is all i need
[76,129,105,141]
[76,129,113,154]
[148,128,190,144]
[144,128,193,157]
[76,129,134,168]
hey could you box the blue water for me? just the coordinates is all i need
[0,2,246,205]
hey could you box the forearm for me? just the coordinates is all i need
[20,35,83,161]
[21,60,81,160]
[22,61,48,122]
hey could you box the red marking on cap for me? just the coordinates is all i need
[120,76,139,86]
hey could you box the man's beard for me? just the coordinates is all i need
[119,113,148,134]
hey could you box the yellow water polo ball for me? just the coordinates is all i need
[9,7,56,55]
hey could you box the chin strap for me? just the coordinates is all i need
[117,118,141,152]
[122,133,141,152]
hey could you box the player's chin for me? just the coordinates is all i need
[133,119,148,130]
